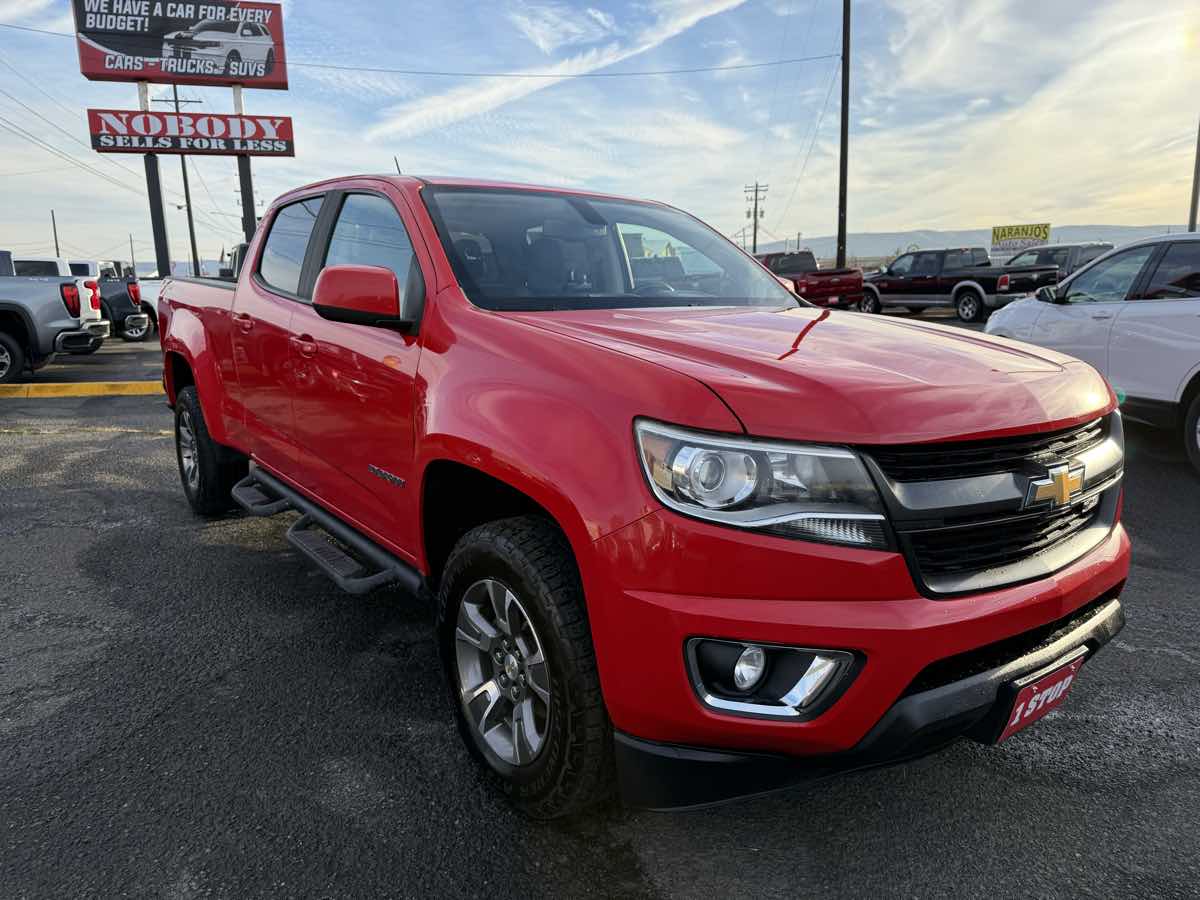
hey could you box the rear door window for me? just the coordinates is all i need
[258,197,323,296]
[912,253,941,275]
[1137,242,1200,300]
[14,261,59,276]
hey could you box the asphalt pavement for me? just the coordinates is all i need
[30,337,163,384]
[1,331,1197,898]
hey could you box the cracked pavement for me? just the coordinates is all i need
[1,395,1197,898]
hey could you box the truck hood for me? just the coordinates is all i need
[505,305,1114,445]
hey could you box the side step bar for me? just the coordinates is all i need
[232,468,423,596]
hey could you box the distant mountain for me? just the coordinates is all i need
[756,225,1192,260]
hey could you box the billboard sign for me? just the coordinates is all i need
[991,223,1050,255]
[72,0,287,89]
[87,108,294,155]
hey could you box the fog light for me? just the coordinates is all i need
[733,645,766,690]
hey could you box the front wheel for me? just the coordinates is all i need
[956,290,985,322]
[859,290,881,314]
[438,516,614,819]
[1184,393,1200,476]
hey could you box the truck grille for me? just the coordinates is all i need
[906,496,1102,578]
[867,417,1108,482]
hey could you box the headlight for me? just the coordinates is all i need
[634,419,888,548]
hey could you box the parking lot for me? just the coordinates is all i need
[1,318,1197,899]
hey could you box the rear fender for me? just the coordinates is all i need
[160,306,232,446]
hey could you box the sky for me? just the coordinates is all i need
[0,0,1198,265]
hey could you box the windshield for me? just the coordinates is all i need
[423,187,799,312]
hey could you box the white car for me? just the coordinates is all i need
[986,233,1200,471]
[162,19,276,79]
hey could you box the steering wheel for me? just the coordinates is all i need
[632,281,677,296]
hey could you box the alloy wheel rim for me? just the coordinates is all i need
[454,578,551,767]
[0,345,10,379]
[178,410,200,490]
[961,296,978,319]
[125,323,148,339]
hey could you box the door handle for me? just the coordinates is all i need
[1090,313,1113,320]
[290,334,318,358]
[233,312,253,332]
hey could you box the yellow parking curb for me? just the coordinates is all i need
[0,381,165,399]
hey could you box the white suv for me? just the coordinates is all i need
[987,233,1200,472]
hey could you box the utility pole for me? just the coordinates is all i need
[744,182,768,254]
[154,86,202,276]
[1189,115,1199,232]
[50,209,60,257]
[836,0,851,268]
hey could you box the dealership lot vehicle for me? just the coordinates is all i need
[69,259,150,342]
[1,394,1193,898]
[15,256,109,350]
[1,256,109,383]
[157,175,1131,817]
[755,250,864,308]
[1004,241,1114,278]
[987,233,1200,473]
[162,19,277,80]
[861,247,1058,321]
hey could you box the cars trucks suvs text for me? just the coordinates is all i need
[159,176,1130,816]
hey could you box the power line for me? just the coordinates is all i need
[0,22,839,78]
[772,57,840,232]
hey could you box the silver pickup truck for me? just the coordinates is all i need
[0,254,110,384]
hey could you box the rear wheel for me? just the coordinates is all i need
[0,332,24,384]
[224,50,241,75]
[956,289,985,322]
[438,516,614,819]
[174,385,247,516]
[122,317,150,342]
[264,49,275,75]
[859,290,881,314]
[1184,393,1200,476]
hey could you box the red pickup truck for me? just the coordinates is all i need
[160,176,1130,817]
[755,250,864,309]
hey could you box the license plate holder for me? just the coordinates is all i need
[995,647,1087,743]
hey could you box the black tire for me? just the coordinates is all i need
[264,49,275,75]
[0,331,25,384]
[437,516,614,819]
[174,385,247,516]
[956,289,985,322]
[1184,393,1200,476]
[859,290,881,314]
[224,50,240,75]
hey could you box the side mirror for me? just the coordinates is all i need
[312,264,421,329]
[879,264,890,276]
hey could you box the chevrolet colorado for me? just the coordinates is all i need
[861,247,1059,322]
[160,176,1130,816]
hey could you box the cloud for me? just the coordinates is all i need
[0,0,52,22]
[507,2,620,54]
[367,0,751,140]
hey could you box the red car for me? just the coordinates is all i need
[159,176,1129,817]
[756,250,864,308]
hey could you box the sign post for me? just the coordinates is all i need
[233,85,257,243]
[137,81,172,278]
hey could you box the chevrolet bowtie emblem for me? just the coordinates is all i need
[1025,463,1085,510]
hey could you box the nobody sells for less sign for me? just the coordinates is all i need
[87,108,295,155]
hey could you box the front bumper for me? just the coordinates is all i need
[588,504,1130,803]
[615,594,1124,809]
